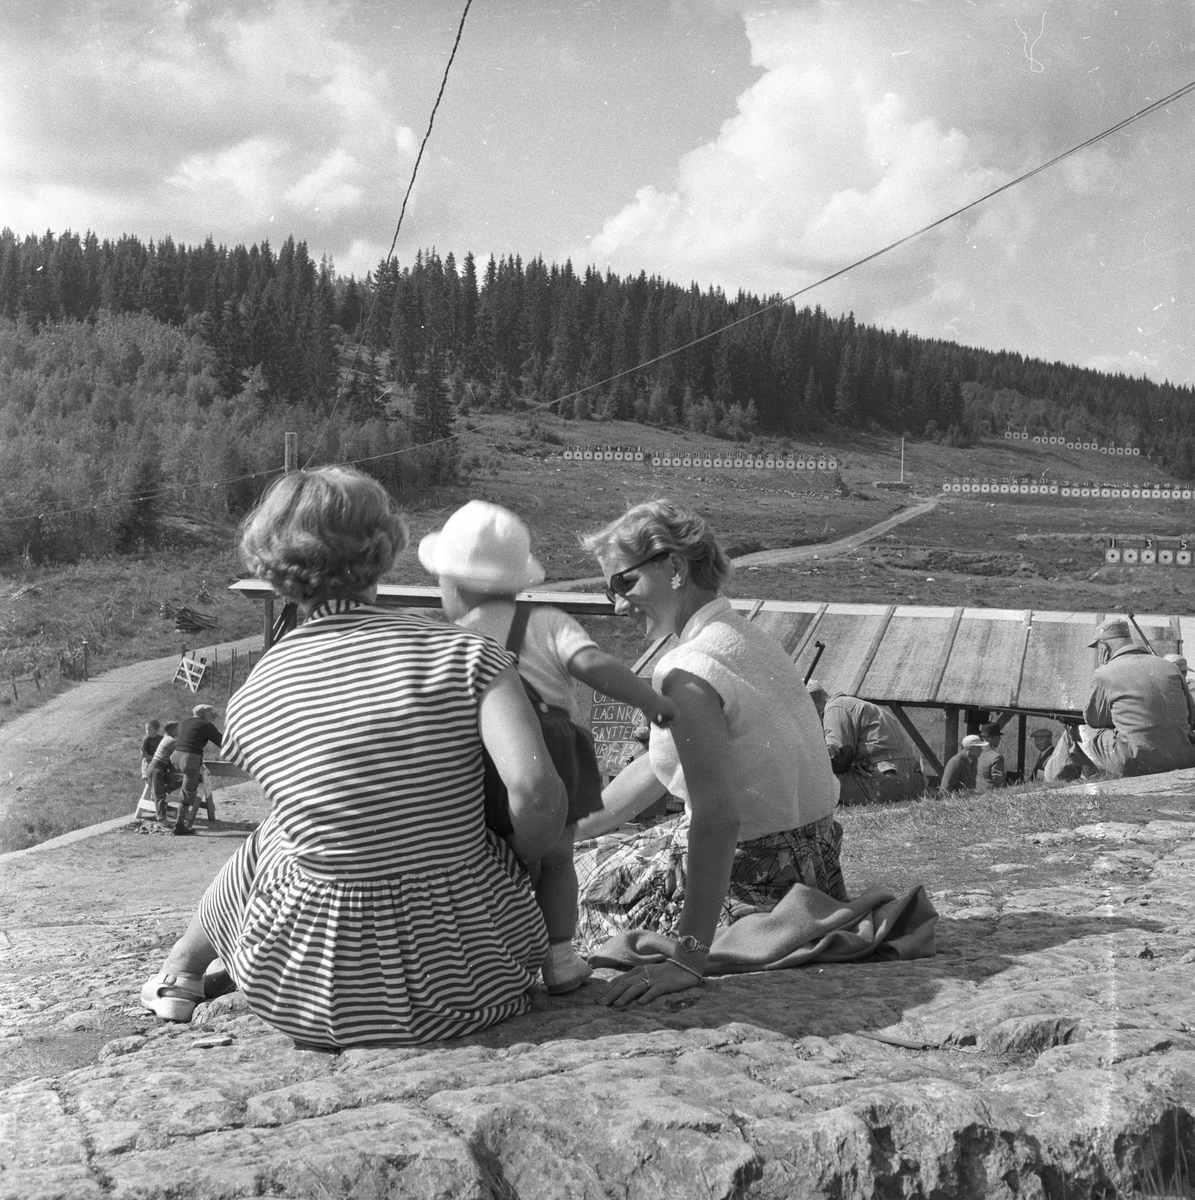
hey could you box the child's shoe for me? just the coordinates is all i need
[541,944,592,995]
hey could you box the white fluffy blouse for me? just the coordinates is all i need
[648,597,838,839]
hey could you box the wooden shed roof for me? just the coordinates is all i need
[229,581,1190,717]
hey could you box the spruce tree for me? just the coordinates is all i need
[412,343,457,483]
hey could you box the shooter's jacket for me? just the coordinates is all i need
[1084,646,1195,773]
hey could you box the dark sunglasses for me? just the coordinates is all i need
[604,550,670,602]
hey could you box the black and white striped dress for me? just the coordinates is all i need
[197,600,547,1048]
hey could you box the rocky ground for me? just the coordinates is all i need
[4,774,1195,1199]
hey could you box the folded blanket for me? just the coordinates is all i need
[589,884,938,975]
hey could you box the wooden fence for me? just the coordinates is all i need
[176,643,262,702]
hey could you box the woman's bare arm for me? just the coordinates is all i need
[573,753,667,840]
[602,668,742,1007]
[660,669,740,948]
[478,666,567,862]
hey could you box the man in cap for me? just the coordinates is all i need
[975,721,1007,791]
[807,680,925,804]
[1073,618,1195,777]
[939,734,985,793]
[1028,727,1056,780]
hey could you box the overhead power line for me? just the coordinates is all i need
[304,0,474,467]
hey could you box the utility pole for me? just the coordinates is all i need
[266,432,301,649]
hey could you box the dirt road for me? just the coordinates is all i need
[731,495,939,567]
[0,635,260,817]
[558,495,940,589]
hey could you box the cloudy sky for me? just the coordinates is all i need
[2,0,1193,385]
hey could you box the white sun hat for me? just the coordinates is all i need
[418,501,545,592]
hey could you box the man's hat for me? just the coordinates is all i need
[961,734,985,749]
[1030,726,1053,739]
[1087,617,1131,647]
[979,722,1001,738]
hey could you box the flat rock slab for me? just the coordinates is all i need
[4,778,1195,1198]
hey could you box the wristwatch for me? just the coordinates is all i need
[674,934,710,955]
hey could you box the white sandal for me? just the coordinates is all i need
[140,970,205,1021]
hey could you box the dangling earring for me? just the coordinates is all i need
[670,574,683,590]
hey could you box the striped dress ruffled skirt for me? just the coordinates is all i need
[197,601,548,1049]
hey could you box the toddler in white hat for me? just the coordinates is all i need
[421,500,675,994]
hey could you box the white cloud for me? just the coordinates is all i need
[168,138,288,217]
[284,148,364,215]
[0,0,413,246]
[580,2,1195,385]
[587,11,1006,298]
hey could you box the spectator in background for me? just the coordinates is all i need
[1028,727,1056,780]
[976,723,1007,791]
[940,734,985,793]
[172,704,223,835]
[140,720,163,780]
[806,681,925,804]
[148,721,182,823]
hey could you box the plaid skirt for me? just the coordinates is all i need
[574,813,846,956]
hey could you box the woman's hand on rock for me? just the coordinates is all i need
[601,960,701,1007]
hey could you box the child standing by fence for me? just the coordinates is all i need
[421,501,676,994]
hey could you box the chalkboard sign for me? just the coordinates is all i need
[590,696,644,775]
[586,634,675,779]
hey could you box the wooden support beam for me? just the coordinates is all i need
[1016,713,1027,780]
[943,707,959,762]
[891,703,943,776]
[928,607,964,703]
[744,598,765,622]
[848,605,895,697]
[262,594,275,651]
[631,636,673,675]
[1170,615,1182,655]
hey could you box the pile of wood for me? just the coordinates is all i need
[159,602,218,634]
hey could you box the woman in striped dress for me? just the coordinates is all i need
[139,467,566,1048]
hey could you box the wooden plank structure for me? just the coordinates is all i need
[174,651,208,693]
[228,581,1190,782]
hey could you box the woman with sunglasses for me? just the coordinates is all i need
[575,499,845,1007]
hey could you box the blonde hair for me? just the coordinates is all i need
[239,467,408,604]
[582,499,732,592]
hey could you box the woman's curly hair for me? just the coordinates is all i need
[239,467,409,605]
[581,498,732,592]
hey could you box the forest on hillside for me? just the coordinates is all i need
[2,226,1195,563]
